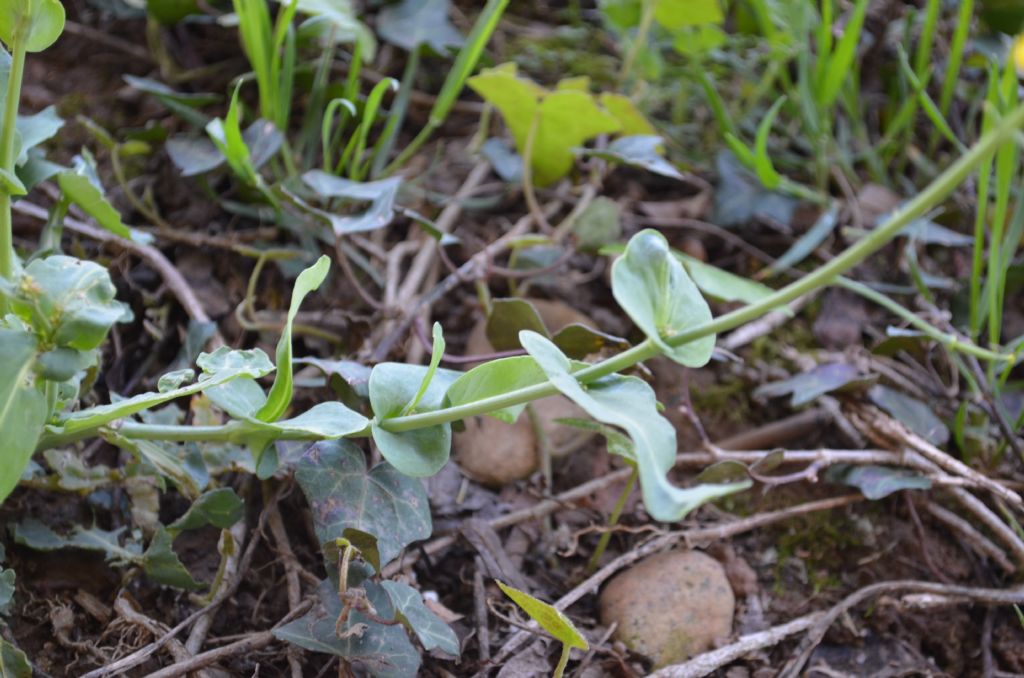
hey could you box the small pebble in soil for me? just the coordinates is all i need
[599,549,735,667]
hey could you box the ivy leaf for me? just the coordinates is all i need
[0,0,66,53]
[0,569,15,616]
[610,229,714,368]
[468,64,621,186]
[599,93,655,136]
[256,255,330,422]
[381,580,460,656]
[496,580,588,650]
[370,364,461,477]
[869,385,950,446]
[273,578,421,677]
[653,0,723,28]
[167,488,244,534]
[377,0,463,53]
[0,328,46,505]
[295,440,432,568]
[520,331,749,522]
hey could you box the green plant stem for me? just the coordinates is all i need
[553,644,571,678]
[376,100,1024,433]
[618,0,655,88]
[0,40,27,280]
[40,100,1024,448]
[837,277,1012,364]
[587,467,636,573]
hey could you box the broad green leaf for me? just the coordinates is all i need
[521,331,749,522]
[0,640,30,678]
[486,298,549,351]
[8,255,131,351]
[599,93,655,136]
[167,487,244,533]
[495,580,588,650]
[142,527,203,590]
[672,23,727,56]
[674,252,775,305]
[583,135,682,179]
[57,172,133,240]
[15,105,62,165]
[370,364,460,477]
[259,401,369,439]
[403,322,444,415]
[755,363,868,407]
[610,229,714,368]
[445,356,548,424]
[34,345,94,382]
[205,376,267,420]
[256,255,330,422]
[468,64,620,186]
[825,464,931,500]
[377,0,463,53]
[0,328,46,505]
[381,580,461,656]
[52,347,274,438]
[300,171,403,234]
[295,440,432,568]
[273,578,420,676]
[0,0,65,52]
[653,0,723,29]
[0,168,25,195]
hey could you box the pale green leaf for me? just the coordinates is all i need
[496,580,588,650]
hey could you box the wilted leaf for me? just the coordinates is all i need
[301,171,403,234]
[754,363,867,407]
[295,440,431,567]
[273,578,421,676]
[551,323,630,359]
[496,580,588,650]
[869,385,950,446]
[381,580,460,656]
[584,135,682,179]
[611,229,714,367]
[825,464,931,500]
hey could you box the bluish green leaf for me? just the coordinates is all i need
[755,363,869,407]
[15,105,62,165]
[486,298,549,351]
[674,252,774,305]
[610,229,714,367]
[370,364,460,477]
[520,331,748,522]
[583,135,682,179]
[444,356,547,424]
[273,578,420,676]
[868,385,950,446]
[0,328,46,505]
[377,0,464,53]
[825,464,931,500]
[381,580,460,656]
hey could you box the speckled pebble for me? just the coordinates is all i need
[599,550,735,667]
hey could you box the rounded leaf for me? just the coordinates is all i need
[0,0,65,52]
